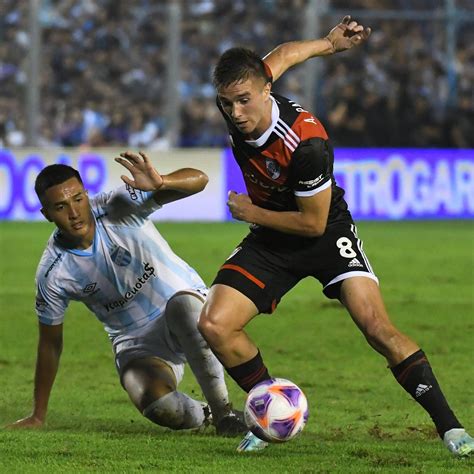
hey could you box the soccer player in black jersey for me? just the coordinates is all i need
[198,16,474,455]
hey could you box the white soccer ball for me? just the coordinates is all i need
[244,378,309,443]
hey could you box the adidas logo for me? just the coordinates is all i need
[415,383,432,398]
[348,257,363,268]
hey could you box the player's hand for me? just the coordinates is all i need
[325,15,371,53]
[227,191,255,223]
[5,415,44,429]
[114,151,164,191]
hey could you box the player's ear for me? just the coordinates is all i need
[263,81,272,98]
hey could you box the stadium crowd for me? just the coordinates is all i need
[1,0,473,149]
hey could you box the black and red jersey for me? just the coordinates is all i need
[217,91,353,244]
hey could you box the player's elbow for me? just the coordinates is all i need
[302,219,327,238]
[197,172,209,191]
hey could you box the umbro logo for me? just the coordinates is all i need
[415,383,432,398]
[348,258,363,268]
[83,282,98,294]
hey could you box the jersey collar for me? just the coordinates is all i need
[245,95,280,148]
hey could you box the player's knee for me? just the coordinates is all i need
[363,314,397,348]
[142,392,185,430]
[197,312,217,343]
[165,293,202,334]
[197,307,229,346]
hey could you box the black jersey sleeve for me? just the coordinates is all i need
[289,137,333,196]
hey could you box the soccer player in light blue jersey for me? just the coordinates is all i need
[8,151,246,436]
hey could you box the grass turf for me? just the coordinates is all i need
[0,221,473,473]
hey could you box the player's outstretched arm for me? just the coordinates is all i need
[115,151,209,205]
[263,15,371,82]
[6,323,63,429]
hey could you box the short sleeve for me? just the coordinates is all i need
[92,185,162,220]
[35,279,69,326]
[289,138,332,197]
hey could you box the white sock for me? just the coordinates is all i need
[165,293,231,421]
[143,391,206,429]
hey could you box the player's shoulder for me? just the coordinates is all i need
[273,93,328,143]
[89,190,113,218]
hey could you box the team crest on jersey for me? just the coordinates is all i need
[110,245,132,266]
[265,159,281,179]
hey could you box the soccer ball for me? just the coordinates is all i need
[244,378,309,443]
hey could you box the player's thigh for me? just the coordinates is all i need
[202,283,259,335]
[121,356,178,410]
[210,235,299,315]
[310,223,379,299]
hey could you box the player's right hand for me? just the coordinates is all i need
[5,415,44,429]
[115,150,164,191]
[325,15,371,53]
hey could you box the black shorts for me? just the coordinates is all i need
[212,223,378,314]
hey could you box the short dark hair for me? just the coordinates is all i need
[213,47,270,90]
[35,164,83,203]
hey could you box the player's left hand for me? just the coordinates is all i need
[325,15,371,53]
[114,151,164,191]
[227,191,256,223]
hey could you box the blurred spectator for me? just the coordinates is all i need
[0,0,472,148]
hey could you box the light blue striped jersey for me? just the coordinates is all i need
[35,186,206,337]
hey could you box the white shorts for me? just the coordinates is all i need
[111,289,206,385]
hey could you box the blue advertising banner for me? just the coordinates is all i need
[0,148,224,221]
[0,149,107,220]
[1,148,472,221]
[224,148,474,220]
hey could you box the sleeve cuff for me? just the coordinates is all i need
[294,179,331,197]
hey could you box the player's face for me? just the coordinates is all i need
[218,76,272,139]
[41,177,95,249]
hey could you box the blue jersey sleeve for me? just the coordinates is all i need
[92,186,162,222]
[35,278,69,326]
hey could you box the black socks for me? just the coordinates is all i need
[391,350,462,437]
[226,350,271,393]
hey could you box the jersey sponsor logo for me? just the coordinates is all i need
[125,184,138,201]
[304,118,318,125]
[103,262,156,312]
[265,159,281,179]
[298,174,323,187]
[110,245,132,267]
[44,253,62,278]
[244,171,289,193]
[83,282,100,295]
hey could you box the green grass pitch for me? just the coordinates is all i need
[0,220,473,473]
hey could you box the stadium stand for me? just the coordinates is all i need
[0,0,472,148]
